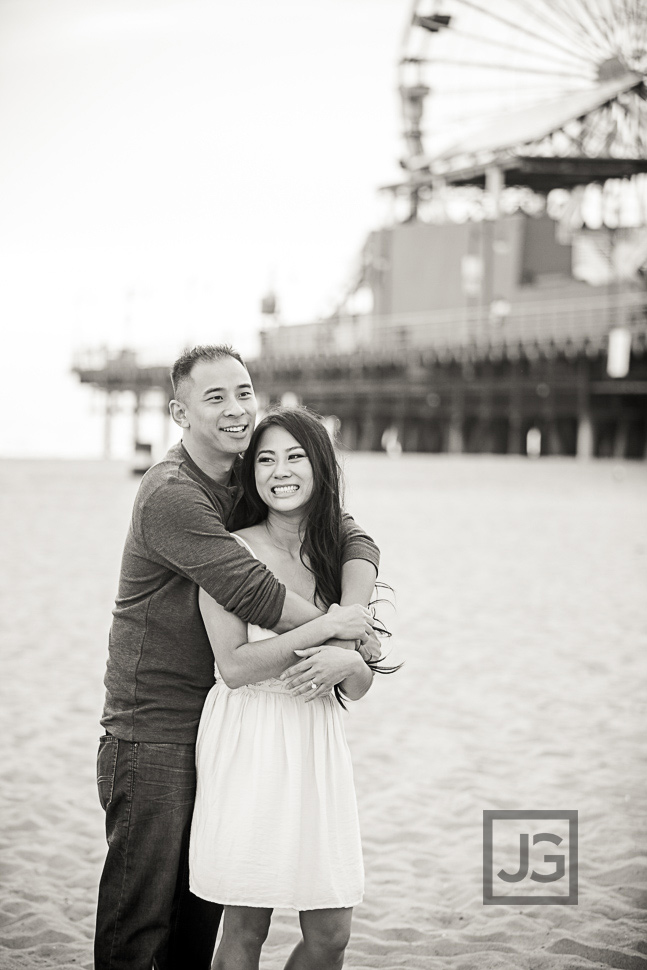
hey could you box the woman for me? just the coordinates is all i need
[189,406,394,970]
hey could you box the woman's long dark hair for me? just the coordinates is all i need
[232,405,400,706]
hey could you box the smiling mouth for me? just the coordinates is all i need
[221,425,248,434]
[271,484,299,495]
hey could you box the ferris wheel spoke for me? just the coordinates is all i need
[424,82,580,98]
[613,0,639,39]
[433,86,590,126]
[633,0,647,35]
[615,0,635,31]
[531,0,611,61]
[507,0,605,63]
[428,57,593,80]
[574,0,622,52]
[549,0,615,59]
[446,27,593,75]
[449,0,602,66]
[629,0,647,54]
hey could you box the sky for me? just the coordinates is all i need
[0,0,405,457]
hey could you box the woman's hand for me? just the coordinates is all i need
[280,646,363,701]
[325,603,373,642]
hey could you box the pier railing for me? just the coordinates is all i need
[259,289,647,360]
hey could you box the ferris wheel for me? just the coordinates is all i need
[398,0,647,171]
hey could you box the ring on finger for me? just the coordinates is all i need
[310,681,318,690]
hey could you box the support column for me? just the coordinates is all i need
[507,368,523,455]
[547,419,562,456]
[132,392,141,453]
[446,387,464,453]
[358,412,376,451]
[476,380,493,454]
[103,391,116,460]
[612,419,628,459]
[576,361,594,459]
[507,416,523,454]
[339,416,358,451]
[404,420,420,452]
[576,413,594,459]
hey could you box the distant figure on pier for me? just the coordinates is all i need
[381,425,403,459]
[93,344,381,970]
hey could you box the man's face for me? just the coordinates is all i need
[179,356,257,457]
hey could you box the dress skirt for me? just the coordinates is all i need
[189,672,364,911]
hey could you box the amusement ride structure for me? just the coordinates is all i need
[75,0,647,459]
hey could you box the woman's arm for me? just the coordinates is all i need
[338,654,374,701]
[199,589,372,689]
[340,558,378,607]
[340,513,380,575]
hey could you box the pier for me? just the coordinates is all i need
[72,284,647,460]
[252,289,647,459]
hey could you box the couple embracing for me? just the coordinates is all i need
[94,344,396,970]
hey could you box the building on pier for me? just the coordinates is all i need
[253,206,647,458]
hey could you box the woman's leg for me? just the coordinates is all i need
[213,906,273,970]
[283,908,353,970]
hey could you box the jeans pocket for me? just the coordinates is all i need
[97,736,119,811]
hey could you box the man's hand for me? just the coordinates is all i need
[323,629,381,663]
[357,629,382,664]
[279,646,363,703]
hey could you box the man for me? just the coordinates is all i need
[94,344,380,970]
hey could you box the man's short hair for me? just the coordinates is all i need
[170,344,247,398]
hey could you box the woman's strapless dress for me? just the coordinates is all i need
[188,538,364,911]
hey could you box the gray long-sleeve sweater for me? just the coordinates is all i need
[101,442,379,743]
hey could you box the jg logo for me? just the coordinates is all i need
[483,810,578,905]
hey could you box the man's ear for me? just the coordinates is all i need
[169,399,190,429]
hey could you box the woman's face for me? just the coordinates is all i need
[254,425,314,514]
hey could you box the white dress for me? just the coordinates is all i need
[189,537,364,911]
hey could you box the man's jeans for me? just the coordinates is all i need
[94,735,222,970]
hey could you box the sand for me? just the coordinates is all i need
[0,454,645,969]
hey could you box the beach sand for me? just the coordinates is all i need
[0,454,645,969]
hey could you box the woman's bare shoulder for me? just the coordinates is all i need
[232,524,272,559]
[232,524,265,542]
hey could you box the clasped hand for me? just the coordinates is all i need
[279,645,361,702]
[325,602,373,643]
[278,603,375,702]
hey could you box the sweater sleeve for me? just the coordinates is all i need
[340,513,380,573]
[140,480,286,628]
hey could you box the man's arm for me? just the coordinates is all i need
[199,589,373,688]
[142,481,288,627]
[273,521,380,633]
